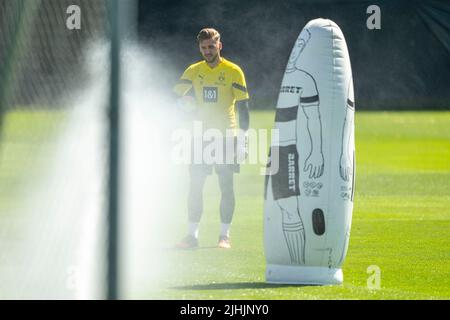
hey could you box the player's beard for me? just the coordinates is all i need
[204,53,219,64]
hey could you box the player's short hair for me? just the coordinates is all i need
[197,28,221,43]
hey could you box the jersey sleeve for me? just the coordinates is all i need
[232,67,250,101]
[173,65,195,97]
[300,72,319,107]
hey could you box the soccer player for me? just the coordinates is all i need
[173,28,250,249]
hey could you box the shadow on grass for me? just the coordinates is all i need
[172,282,318,291]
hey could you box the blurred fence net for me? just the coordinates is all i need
[0,0,110,299]
[0,0,183,300]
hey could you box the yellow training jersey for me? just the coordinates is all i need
[173,57,249,133]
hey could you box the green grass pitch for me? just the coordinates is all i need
[156,111,450,300]
[0,110,449,299]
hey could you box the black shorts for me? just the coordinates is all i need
[190,136,240,176]
[265,144,300,200]
[190,162,240,176]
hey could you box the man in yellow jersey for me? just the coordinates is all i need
[173,28,250,249]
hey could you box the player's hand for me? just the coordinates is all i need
[304,152,324,179]
[339,153,352,181]
[176,95,197,113]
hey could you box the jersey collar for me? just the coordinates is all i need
[205,57,224,70]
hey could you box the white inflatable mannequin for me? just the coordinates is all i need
[264,19,355,285]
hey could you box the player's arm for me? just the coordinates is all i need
[173,66,197,112]
[232,66,250,130]
[341,99,354,157]
[235,99,249,163]
[340,98,355,181]
[236,99,249,131]
[302,103,324,179]
[232,66,250,161]
[301,74,324,179]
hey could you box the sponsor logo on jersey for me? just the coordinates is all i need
[215,72,227,86]
[280,85,302,94]
[203,87,218,103]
